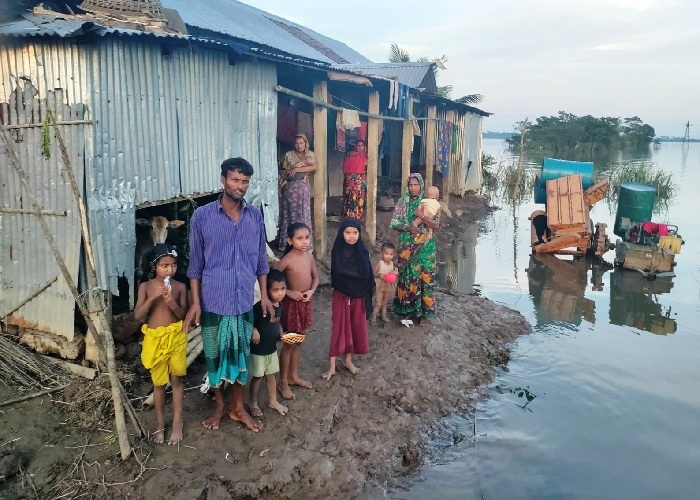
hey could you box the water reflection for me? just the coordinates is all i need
[437,224,479,295]
[609,268,677,335]
[526,254,600,327]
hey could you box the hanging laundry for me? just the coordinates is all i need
[437,120,453,175]
[451,124,460,154]
[341,108,361,130]
[359,121,368,142]
[412,119,421,136]
[388,80,396,110]
[335,112,346,152]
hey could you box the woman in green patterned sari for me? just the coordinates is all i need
[390,173,439,322]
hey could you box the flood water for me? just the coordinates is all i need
[405,139,700,499]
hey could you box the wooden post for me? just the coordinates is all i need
[513,118,529,203]
[366,90,380,244]
[443,110,455,205]
[312,81,328,258]
[401,98,414,194]
[425,105,437,187]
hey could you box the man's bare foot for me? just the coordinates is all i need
[167,420,183,445]
[321,368,335,381]
[152,428,165,444]
[288,376,314,389]
[269,400,288,416]
[381,314,389,323]
[277,382,296,400]
[202,404,225,431]
[228,407,262,432]
[249,403,263,418]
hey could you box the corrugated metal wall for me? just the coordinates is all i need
[87,40,279,297]
[0,41,89,340]
[2,37,279,339]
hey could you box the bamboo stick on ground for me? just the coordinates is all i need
[1,126,133,460]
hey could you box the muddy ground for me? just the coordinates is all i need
[0,194,531,499]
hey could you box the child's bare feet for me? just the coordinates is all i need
[152,428,165,444]
[269,400,288,415]
[228,407,263,432]
[167,420,183,445]
[344,362,360,375]
[202,402,225,431]
[288,376,314,389]
[321,368,335,381]
[277,381,296,400]
[249,403,263,418]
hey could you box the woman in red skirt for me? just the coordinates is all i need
[321,219,375,380]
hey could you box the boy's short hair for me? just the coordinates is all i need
[220,157,254,178]
[381,242,396,252]
[266,269,286,290]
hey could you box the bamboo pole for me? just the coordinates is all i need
[0,126,134,460]
[366,90,380,244]
[50,116,143,453]
[3,276,58,317]
[312,81,328,257]
[0,384,70,408]
[276,85,438,123]
[512,118,529,203]
[401,98,414,194]
[443,110,455,205]
[425,106,437,187]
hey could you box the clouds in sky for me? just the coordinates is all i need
[252,0,699,136]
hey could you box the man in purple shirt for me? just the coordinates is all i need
[184,157,274,433]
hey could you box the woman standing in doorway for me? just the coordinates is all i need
[278,134,316,250]
[389,173,439,323]
[341,139,368,220]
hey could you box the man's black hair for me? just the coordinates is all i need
[220,157,254,178]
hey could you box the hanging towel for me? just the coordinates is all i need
[341,108,361,130]
[336,112,346,152]
[437,120,453,175]
[388,80,396,110]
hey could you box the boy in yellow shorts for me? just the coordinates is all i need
[135,243,188,444]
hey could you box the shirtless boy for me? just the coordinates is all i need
[134,243,188,445]
[276,222,319,400]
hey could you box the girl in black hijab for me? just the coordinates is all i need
[322,219,375,380]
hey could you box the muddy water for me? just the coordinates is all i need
[407,140,700,499]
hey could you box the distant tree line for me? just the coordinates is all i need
[506,112,655,154]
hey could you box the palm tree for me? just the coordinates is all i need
[388,43,483,102]
[389,43,411,63]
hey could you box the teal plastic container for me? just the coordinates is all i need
[534,158,595,203]
[613,183,656,237]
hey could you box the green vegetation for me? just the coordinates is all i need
[481,152,534,204]
[507,112,655,155]
[606,161,677,212]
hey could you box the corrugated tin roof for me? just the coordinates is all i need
[161,0,371,66]
[334,62,435,89]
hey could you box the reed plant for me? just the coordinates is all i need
[481,153,534,205]
[606,161,677,212]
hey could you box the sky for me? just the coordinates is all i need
[251,0,699,137]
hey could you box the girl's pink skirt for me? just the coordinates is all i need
[330,290,369,357]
